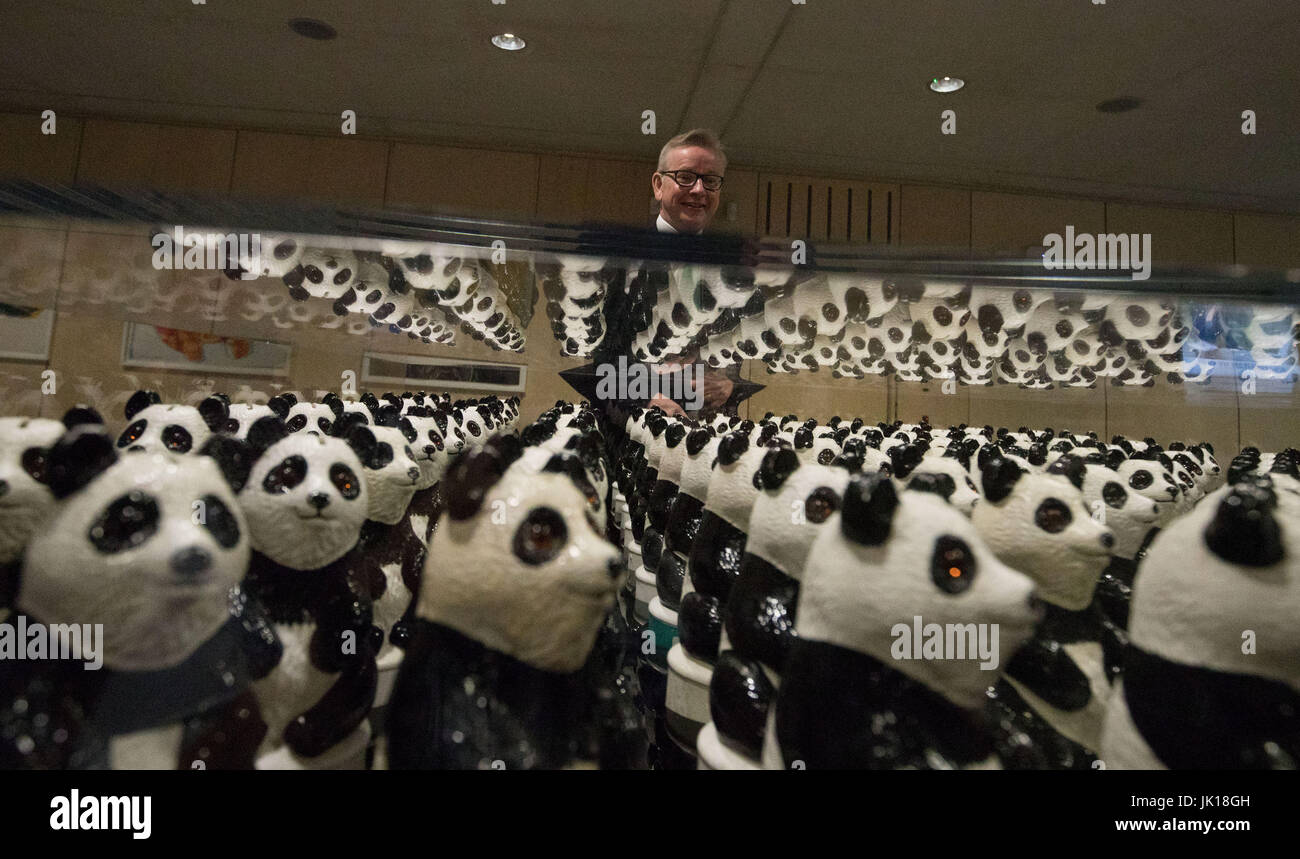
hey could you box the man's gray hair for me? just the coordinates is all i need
[657,129,727,172]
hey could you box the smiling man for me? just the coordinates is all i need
[652,129,726,235]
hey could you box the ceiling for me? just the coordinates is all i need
[2,0,1298,213]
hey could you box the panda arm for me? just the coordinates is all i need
[310,566,382,674]
[230,587,283,681]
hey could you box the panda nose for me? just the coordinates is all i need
[1100,532,1115,550]
[424,445,436,455]
[0,479,8,498]
[308,492,331,510]
[408,467,420,481]
[170,546,212,578]
[606,558,622,580]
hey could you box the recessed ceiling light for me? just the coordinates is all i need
[288,18,337,40]
[929,76,964,93]
[491,33,526,51]
[1096,96,1142,113]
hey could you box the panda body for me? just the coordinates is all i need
[1101,480,1300,768]
[767,476,1040,769]
[5,431,279,769]
[0,417,65,600]
[387,439,621,769]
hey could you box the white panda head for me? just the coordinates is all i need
[240,234,304,279]
[746,450,854,579]
[19,427,251,672]
[334,409,420,525]
[330,259,399,318]
[1077,456,1161,561]
[904,452,981,516]
[0,416,69,566]
[235,417,370,570]
[702,428,777,531]
[1128,478,1299,688]
[971,453,1114,610]
[223,403,274,439]
[455,405,491,449]
[280,396,336,436]
[118,391,229,455]
[402,406,453,489]
[1115,455,1181,526]
[416,438,620,673]
[797,474,1041,708]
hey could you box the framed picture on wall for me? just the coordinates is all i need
[0,304,56,361]
[121,323,292,377]
[362,352,526,393]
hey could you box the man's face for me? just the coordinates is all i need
[652,145,724,234]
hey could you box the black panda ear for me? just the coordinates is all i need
[200,435,254,492]
[398,418,417,444]
[246,416,291,456]
[835,438,865,472]
[685,427,712,456]
[980,454,1024,503]
[841,471,897,546]
[665,422,687,447]
[343,423,378,467]
[909,472,956,501]
[543,453,597,502]
[793,426,813,449]
[716,430,750,466]
[755,447,800,490]
[321,393,345,419]
[1204,482,1283,567]
[279,392,298,407]
[888,443,923,479]
[46,426,118,500]
[266,394,293,420]
[199,394,230,431]
[61,405,104,430]
[125,390,160,420]
[373,404,401,428]
[445,435,523,521]
[1026,443,1048,467]
[1046,454,1086,490]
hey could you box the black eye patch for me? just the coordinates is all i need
[366,442,394,470]
[89,491,160,554]
[20,447,48,483]
[263,455,307,494]
[932,535,976,594]
[331,463,361,499]
[200,494,241,548]
[1035,498,1073,533]
[1129,470,1153,490]
[513,507,568,565]
[162,425,194,453]
[118,419,148,448]
[466,421,482,437]
[804,486,841,523]
[317,417,332,433]
[286,414,308,432]
[1102,481,1127,508]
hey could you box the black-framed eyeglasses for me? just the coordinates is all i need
[659,170,724,191]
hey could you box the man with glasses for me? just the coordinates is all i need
[652,129,726,235]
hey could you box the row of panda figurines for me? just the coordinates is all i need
[615,408,1299,769]
[0,390,654,769]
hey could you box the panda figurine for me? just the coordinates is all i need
[2,426,281,769]
[117,390,230,455]
[386,436,623,769]
[767,473,1041,769]
[0,416,67,610]
[223,403,275,438]
[232,416,381,767]
[1101,478,1299,768]
[974,453,1118,767]
[705,447,854,769]
[1079,457,1161,632]
[278,395,337,436]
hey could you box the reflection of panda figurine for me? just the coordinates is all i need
[1101,479,1300,768]
[387,437,622,769]
[706,447,853,769]
[768,474,1041,769]
[0,416,67,608]
[974,454,1117,767]
[118,390,230,455]
[233,417,381,766]
[3,427,280,769]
